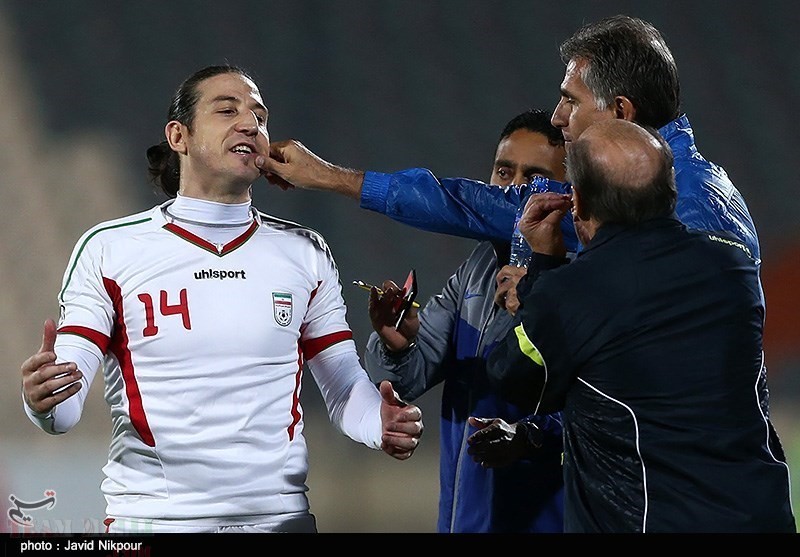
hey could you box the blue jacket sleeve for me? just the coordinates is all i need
[361,169,579,251]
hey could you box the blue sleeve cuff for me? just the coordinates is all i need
[360,171,391,214]
[520,412,563,444]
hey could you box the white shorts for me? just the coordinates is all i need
[103,512,317,533]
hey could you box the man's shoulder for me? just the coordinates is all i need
[255,210,331,254]
[78,206,161,242]
[693,228,756,261]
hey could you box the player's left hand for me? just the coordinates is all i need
[379,381,423,460]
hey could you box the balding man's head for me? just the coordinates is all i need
[567,119,676,226]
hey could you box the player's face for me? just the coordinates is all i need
[551,57,616,149]
[490,129,566,186]
[180,72,270,195]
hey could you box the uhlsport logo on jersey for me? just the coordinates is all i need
[273,292,293,326]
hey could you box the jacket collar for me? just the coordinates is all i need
[658,114,697,157]
[579,215,683,255]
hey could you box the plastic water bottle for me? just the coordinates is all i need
[508,176,580,265]
[509,204,532,267]
[508,177,550,267]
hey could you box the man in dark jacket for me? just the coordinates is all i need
[486,118,795,533]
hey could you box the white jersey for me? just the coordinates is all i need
[33,198,382,521]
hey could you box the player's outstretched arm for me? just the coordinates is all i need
[379,381,423,460]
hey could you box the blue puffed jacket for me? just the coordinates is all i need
[360,114,761,264]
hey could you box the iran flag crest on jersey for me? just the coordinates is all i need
[273,292,293,326]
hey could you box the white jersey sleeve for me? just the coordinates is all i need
[56,219,117,342]
[307,345,382,449]
[24,225,112,434]
[298,234,383,449]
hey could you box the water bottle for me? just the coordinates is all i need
[508,176,579,265]
[509,204,532,267]
[508,176,550,267]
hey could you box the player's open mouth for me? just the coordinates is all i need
[231,144,255,157]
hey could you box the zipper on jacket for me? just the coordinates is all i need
[449,298,500,532]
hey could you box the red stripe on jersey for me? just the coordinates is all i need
[222,220,259,253]
[163,220,258,256]
[301,330,353,361]
[308,281,321,304]
[163,223,217,253]
[103,277,156,447]
[287,344,303,441]
[57,325,111,354]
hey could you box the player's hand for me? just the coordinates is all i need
[368,280,419,352]
[466,417,528,468]
[493,265,527,316]
[255,140,364,200]
[21,319,82,414]
[379,381,423,460]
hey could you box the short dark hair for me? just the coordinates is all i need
[559,15,680,128]
[146,65,255,197]
[567,122,677,225]
[499,109,564,147]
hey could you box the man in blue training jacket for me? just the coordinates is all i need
[363,109,567,532]
[260,15,760,265]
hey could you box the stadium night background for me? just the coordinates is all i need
[1,0,797,532]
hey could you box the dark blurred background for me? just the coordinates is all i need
[1,0,798,533]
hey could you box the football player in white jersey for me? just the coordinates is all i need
[20,65,424,534]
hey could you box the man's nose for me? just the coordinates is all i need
[512,172,527,186]
[236,112,259,135]
[551,101,567,128]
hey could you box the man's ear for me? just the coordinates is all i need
[572,187,586,220]
[614,96,637,122]
[165,121,188,155]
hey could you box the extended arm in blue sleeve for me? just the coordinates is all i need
[361,169,579,252]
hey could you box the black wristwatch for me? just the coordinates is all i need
[383,340,417,360]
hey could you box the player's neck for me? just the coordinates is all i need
[178,172,252,205]
[169,194,252,226]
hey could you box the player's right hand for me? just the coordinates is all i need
[21,319,82,414]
